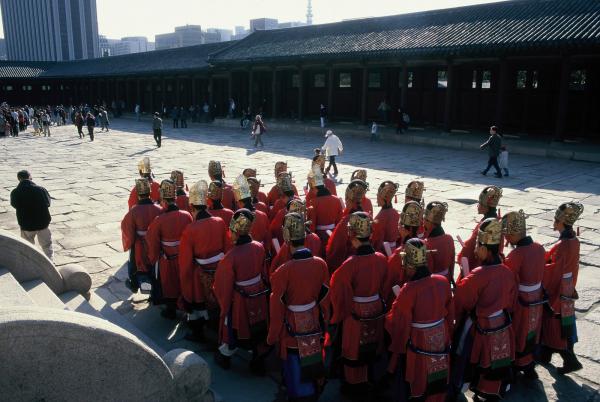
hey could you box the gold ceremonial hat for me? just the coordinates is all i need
[159,179,177,200]
[135,178,151,196]
[208,180,223,201]
[307,164,324,188]
[478,185,502,208]
[243,168,257,179]
[277,172,293,193]
[208,160,223,178]
[247,177,261,198]
[378,181,399,203]
[405,180,425,201]
[282,212,306,242]
[555,202,584,226]
[477,217,502,245]
[351,169,368,184]
[400,201,424,227]
[287,198,306,215]
[347,211,372,239]
[230,209,254,235]
[170,170,184,188]
[137,157,151,175]
[274,161,287,178]
[345,179,368,206]
[232,174,252,202]
[189,180,209,206]
[424,201,448,225]
[400,239,429,268]
[501,210,527,236]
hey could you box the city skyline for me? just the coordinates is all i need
[0,0,507,40]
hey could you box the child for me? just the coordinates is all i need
[32,117,40,136]
[498,145,509,177]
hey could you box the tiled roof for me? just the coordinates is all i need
[0,42,232,79]
[210,0,600,63]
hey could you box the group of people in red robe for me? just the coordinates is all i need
[121,156,585,402]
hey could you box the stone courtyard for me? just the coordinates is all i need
[1,118,599,401]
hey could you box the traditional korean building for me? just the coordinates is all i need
[1,0,599,140]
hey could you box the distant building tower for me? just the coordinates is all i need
[306,0,313,25]
[0,0,100,61]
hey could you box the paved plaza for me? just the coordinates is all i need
[1,119,600,401]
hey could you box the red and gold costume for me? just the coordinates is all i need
[502,210,546,371]
[269,233,322,276]
[233,174,272,257]
[423,202,455,281]
[386,239,453,402]
[208,160,236,210]
[146,180,193,304]
[127,157,160,209]
[171,170,191,213]
[371,181,400,255]
[247,177,268,215]
[330,213,390,385]
[207,180,234,228]
[121,178,163,287]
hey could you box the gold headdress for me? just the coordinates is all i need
[277,172,294,194]
[400,239,430,268]
[170,170,184,189]
[230,209,254,235]
[247,177,261,198]
[287,199,306,215]
[282,212,306,242]
[478,186,502,208]
[208,180,223,201]
[347,211,372,239]
[159,179,177,200]
[477,218,502,245]
[232,174,252,202]
[345,179,368,206]
[274,161,287,178]
[135,178,151,196]
[351,170,368,188]
[189,180,209,206]
[501,210,527,236]
[243,168,257,179]
[400,201,423,227]
[137,157,151,175]
[424,201,448,225]
[208,160,223,178]
[405,180,425,201]
[378,181,399,204]
[554,202,584,226]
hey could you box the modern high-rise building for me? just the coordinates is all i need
[0,38,6,60]
[155,25,203,50]
[0,0,100,61]
[250,18,279,32]
[206,28,233,42]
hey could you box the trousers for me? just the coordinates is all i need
[483,156,501,176]
[154,129,162,147]
[21,227,53,260]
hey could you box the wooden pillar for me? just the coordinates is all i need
[360,65,368,124]
[148,79,154,113]
[227,72,232,102]
[327,66,334,117]
[495,59,509,129]
[298,66,304,120]
[192,76,197,106]
[136,79,141,104]
[161,77,166,110]
[175,77,181,106]
[554,55,571,141]
[271,68,277,118]
[401,61,408,109]
[443,60,455,132]
[248,69,253,111]
[208,75,214,109]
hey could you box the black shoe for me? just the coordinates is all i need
[481,171,487,176]
[214,351,231,370]
[494,173,503,178]
[160,308,177,320]
[557,352,583,374]
[125,279,139,293]
[535,347,553,365]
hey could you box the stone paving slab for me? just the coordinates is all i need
[1,120,600,401]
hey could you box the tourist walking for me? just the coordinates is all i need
[320,103,327,128]
[74,112,84,138]
[99,108,110,132]
[252,114,266,148]
[135,104,141,121]
[180,106,188,128]
[10,170,54,259]
[41,112,51,136]
[171,106,179,128]
[480,125,503,178]
[153,112,162,148]
[86,112,95,141]
[322,129,343,177]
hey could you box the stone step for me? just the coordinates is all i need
[58,291,103,319]
[20,279,68,310]
[0,268,35,307]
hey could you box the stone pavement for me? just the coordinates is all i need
[1,119,599,401]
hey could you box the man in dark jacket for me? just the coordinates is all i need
[480,125,503,178]
[10,170,53,259]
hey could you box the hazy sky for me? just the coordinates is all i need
[0,0,507,40]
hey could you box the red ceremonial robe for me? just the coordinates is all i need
[457,211,504,278]
[257,191,268,204]
[423,226,455,281]
[309,195,343,259]
[146,205,193,301]
[175,191,191,214]
[305,178,337,208]
[214,237,268,346]
[128,179,160,209]
[371,206,400,255]
[386,244,408,303]
[253,198,269,216]
[178,214,230,309]
[267,184,299,207]
[541,230,580,352]
[121,199,163,274]
[222,182,236,211]
[386,272,454,401]
[269,233,322,276]
[454,258,517,398]
[250,208,272,256]
[504,236,545,368]
[360,196,373,217]
[330,245,390,385]
[209,206,234,228]
[269,208,287,248]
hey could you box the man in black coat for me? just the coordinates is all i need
[480,125,503,178]
[10,170,53,259]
